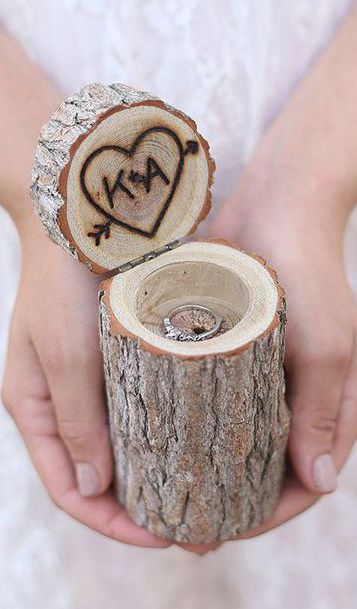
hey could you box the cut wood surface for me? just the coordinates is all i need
[31,82,215,273]
[100,241,290,544]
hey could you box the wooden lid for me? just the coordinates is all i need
[31,83,215,273]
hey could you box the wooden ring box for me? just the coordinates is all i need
[31,82,290,544]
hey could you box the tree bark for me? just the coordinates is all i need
[30,81,290,545]
[99,276,290,544]
[30,82,213,273]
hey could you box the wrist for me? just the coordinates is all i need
[237,141,352,242]
[17,209,101,290]
[211,149,351,266]
[246,92,357,228]
[15,207,54,258]
[6,194,36,236]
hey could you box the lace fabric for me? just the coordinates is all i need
[0,1,356,607]
[0,0,354,207]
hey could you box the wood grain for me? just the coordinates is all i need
[31,83,215,273]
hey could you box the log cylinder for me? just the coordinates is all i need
[99,240,290,544]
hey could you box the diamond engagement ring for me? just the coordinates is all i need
[163,304,222,342]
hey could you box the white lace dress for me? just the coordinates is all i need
[1,2,357,608]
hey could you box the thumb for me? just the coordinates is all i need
[43,340,113,497]
[287,344,349,494]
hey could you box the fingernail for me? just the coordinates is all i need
[312,453,337,493]
[75,463,101,497]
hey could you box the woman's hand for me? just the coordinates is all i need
[1,215,219,554]
[0,30,173,552]
[208,8,357,538]
[208,136,357,538]
[1,216,172,548]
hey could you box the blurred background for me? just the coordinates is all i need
[1,1,357,607]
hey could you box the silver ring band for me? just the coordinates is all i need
[163,304,222,342]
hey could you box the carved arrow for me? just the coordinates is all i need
[87,221,111,246]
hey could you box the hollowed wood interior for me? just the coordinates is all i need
[135,260,250,339]
[108,241,280,356]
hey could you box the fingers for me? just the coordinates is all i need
[35,299,113,498]
[178,473,318,545]
[150,329,356,547]
[333,329,357,469]
[27,421,170,548]
[2,321,169,548]
[26,413,170,548]
[287,332,352,494]
[236,476,319,540]
[43,337,113,497]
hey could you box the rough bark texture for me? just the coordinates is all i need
[30,82,190,263]
[99,293,290,544]
[30,82,211,273]
[30,83,157,261]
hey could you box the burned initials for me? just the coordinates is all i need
[103,156,170,208]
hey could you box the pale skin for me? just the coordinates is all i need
[1,8,357,553]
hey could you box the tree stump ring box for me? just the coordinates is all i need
[31,82,291,544]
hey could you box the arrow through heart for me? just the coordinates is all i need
[80,126,199,244]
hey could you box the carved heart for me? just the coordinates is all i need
[80,126,193,238]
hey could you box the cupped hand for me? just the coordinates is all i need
[0,216,219,555]
[208,151,357,538]
[1,217,171,549]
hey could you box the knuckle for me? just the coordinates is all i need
[310,416,338,436]
[294,407,338,437]
[57,419,89,450]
